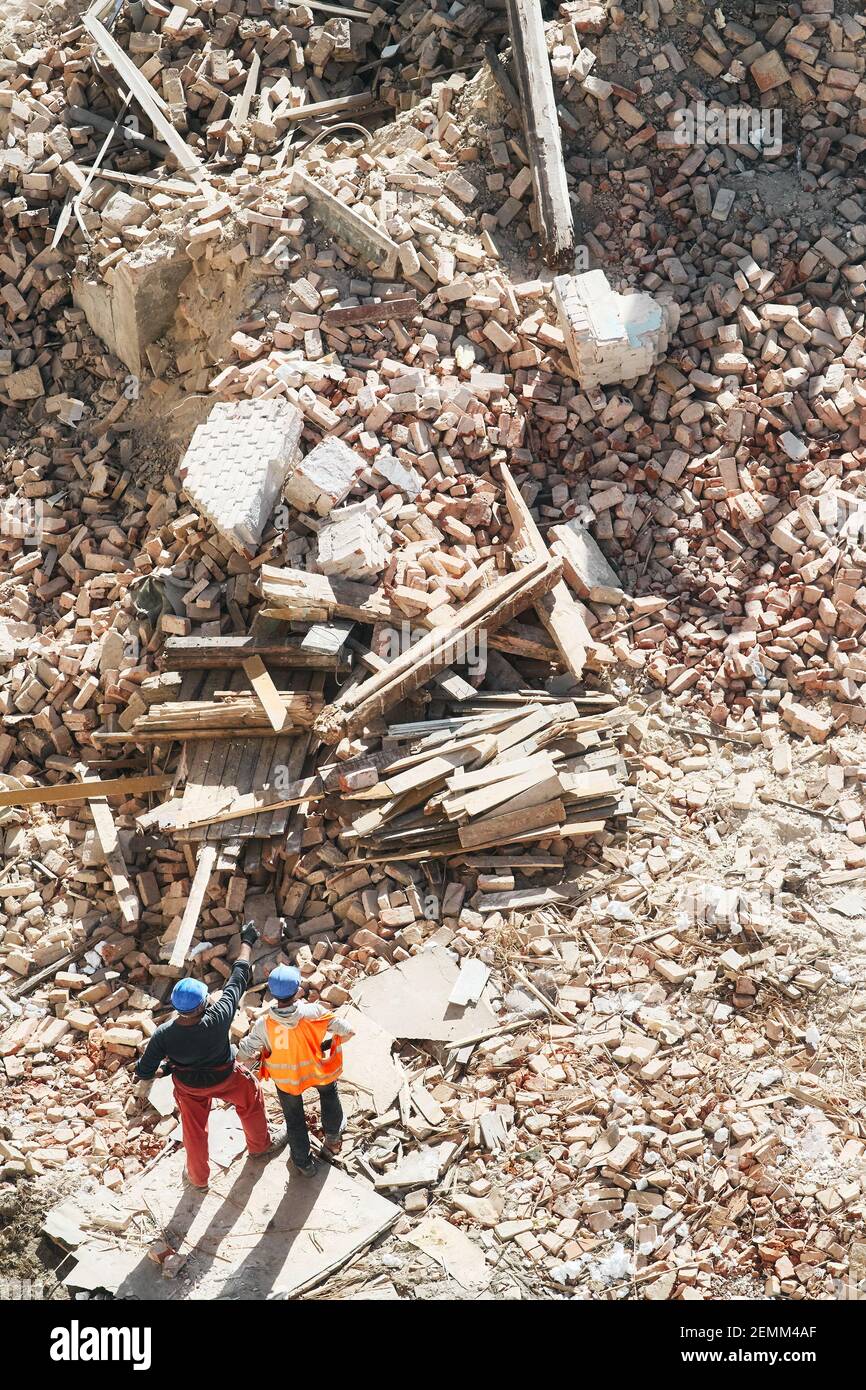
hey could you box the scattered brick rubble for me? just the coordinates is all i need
[0,0,865,1301]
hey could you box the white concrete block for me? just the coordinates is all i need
[284,436,365,517]
[553,269,679,388]
[179,397,303,554]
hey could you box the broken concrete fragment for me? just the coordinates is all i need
[99,191,150,232]
[2,363,44,401]
[73,242,190,376]
[373,452,423,499]
[317,498,390,580]
[284,436,365,517]
[180,397,303,554]
[553,270,678,388]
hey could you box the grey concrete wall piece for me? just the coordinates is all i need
[180,397,304,554]
[292,165,399,277]
[72,243,190,376]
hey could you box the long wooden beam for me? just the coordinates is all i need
[174,775,324,831]
[169,844,218,969]
[161,634,349,672]
[504,0,575,269]
[261,566,561,664]
[243,656,289,733]
[89,798,140,928]
[82,12,209,184]
[0,773,171,808]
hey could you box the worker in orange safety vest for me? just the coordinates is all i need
[239,965,355,1177]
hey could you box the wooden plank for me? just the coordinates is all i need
[0,774,171,809]
[385,746,482,798]
[261,566,394,624]
[243,656,289,733]
[261,566,559,663]
[447,752,555,793]
[169,845,218,968]
[455,769,562,823]
[503,0,575,268]
[204,725,248,844]
[161,634,348,671]
[176,776,324,831]
[65,104,168,157]
[230,49,260,129]
[500,461,592,680]
[477,877,591,913]
[316,557,561,744]
[94,729,302,745]
[484,42,521,111]
[177,673,232,839]
[322,295,418,328]
[559,769,620,800]
[444,752,553,807]
[230,734,281,842]
[276,92,377,125]
[89,798,140,927]
[128,690,322,736]
[457,799,565,850]
[277,672,321,850]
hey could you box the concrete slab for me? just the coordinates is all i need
[53,1120,398,1300]
[180,397,304,555]
[351,945,498,1044]
[339,1004,405,1115]
[403,1213,490,1292]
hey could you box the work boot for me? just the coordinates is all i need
[249,1125,287,1159]
[183,1170,208,1192]
[322,1116,346,1156]
[292,1158,317,1179]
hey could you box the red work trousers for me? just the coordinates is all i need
[173,1063,269,1187]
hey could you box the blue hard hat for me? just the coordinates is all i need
[171,978,209,1013]
[268,965,301,1000]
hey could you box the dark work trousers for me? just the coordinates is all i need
[277,1082,344,1168]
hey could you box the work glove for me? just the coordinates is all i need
[240,921,259,947]
[133,1078,152,1101]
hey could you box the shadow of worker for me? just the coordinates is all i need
[216,1156,326,1300]
[112,1149,274,1300]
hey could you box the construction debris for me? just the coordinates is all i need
[1,0,865,1308]
[179,398,304,556]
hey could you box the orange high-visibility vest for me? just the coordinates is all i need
[259,1012,343,1095]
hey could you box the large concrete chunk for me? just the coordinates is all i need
[72,242,190,377]
[284,436,364,517]
[317,498,390,580]
[180,398,304,555]
[553,269,679,388]
[550,518,624,603]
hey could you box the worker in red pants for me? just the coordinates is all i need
[134,923,280,1189]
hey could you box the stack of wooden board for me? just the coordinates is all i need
[326,696,630,859]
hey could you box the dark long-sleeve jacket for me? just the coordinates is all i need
[134,960,250,1088]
